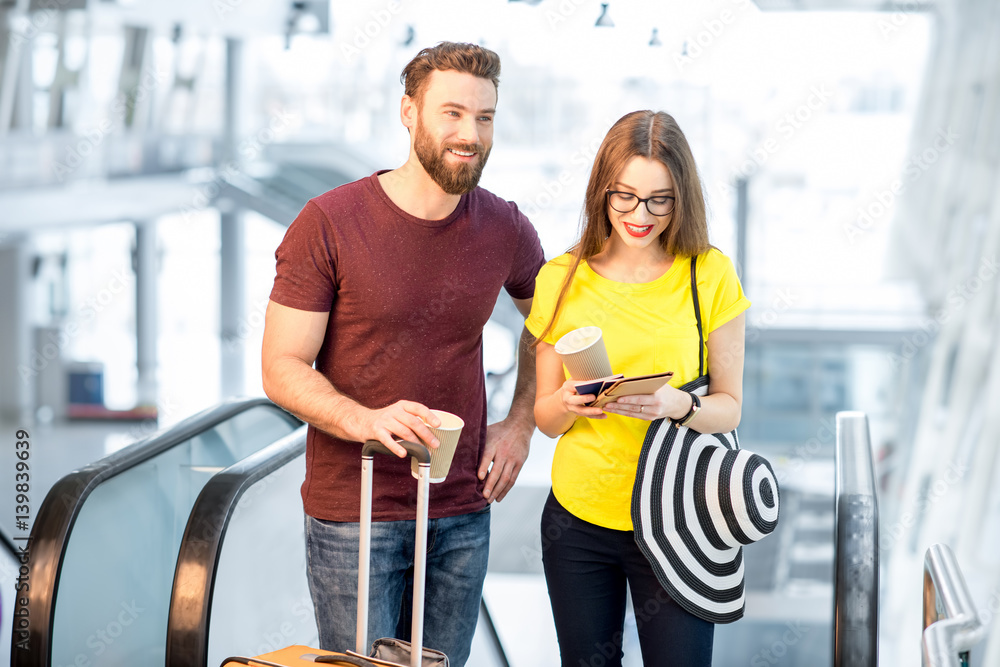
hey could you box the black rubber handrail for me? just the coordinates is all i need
[1,527,17,559]
[10,397,299,667]
[832,411,879,667]
[165,425,308,667]
[478,597,511,667]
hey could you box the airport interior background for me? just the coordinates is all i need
[1,0,999,665]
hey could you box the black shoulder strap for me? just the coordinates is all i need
[690,255,704,377]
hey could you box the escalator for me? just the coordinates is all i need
[11,398,301,667]
[152,413,878,667]
[164,429,510,667]
[9,398,879,666]
[169,411,877,667]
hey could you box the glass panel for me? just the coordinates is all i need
[207,449,318,665]
[51,404,297,667]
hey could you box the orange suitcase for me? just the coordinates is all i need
[221,645,372,666]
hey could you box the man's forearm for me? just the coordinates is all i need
[505,327,537,429]
[263,356,368,442]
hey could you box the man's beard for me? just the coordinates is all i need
[413,119,491,195]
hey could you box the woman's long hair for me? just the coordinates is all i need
[534,110,711,346]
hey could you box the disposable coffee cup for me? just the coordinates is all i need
[554,326,613,380]
[411,409,465,484]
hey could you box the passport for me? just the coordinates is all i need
[574,371,674,408]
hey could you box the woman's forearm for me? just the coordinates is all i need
[534,388,578,438]
[684,391,742,434]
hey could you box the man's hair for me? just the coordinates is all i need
[400,42,501,105]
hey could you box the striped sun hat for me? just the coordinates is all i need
[632,412,780,624]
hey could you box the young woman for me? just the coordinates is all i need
[526,110,750,666]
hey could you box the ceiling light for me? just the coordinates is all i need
[595,3,614,27]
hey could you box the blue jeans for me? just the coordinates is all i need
[305,507,490,667]
[541,491,714,667]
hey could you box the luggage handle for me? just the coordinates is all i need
[358,438,431,667]
[361,439,431,463]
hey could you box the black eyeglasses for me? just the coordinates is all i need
[606,190,675,216]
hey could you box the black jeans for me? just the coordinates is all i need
[541,490,714,667]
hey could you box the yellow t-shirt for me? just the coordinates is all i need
[526,248,751,531]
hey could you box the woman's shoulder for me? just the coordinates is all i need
[695,247,739,279]
[537,252,576,280]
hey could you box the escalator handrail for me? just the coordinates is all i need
[11,397,299,667]
[832,411,879,667]
[478,597,511,667]
[165,425,308,667]
[922,543,987,666]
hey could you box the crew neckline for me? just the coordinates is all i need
[367,170,469,228]
[580,253,686,292]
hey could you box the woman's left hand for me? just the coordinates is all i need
[601,383,691,422]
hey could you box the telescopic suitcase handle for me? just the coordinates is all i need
[358,438,432,667]
[361,439,431,463]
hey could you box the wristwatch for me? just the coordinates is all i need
[677,392,701,427]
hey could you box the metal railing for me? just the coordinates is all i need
[922,543,987,667]
[833,411,879,667]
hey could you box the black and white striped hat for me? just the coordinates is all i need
[632,398,780,624]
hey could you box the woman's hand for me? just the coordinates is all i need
[557,379,607,420]
[601,383,692,422]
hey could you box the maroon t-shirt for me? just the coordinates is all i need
[270,171,544,521]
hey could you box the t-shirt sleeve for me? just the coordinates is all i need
[525,258,565,344]
[703,250,751,334]
[269,200,338,312]
[503,207,545,301]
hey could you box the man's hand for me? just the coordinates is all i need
[360,400,441,458]
[477,416,533,503]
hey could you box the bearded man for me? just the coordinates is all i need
[261,42,543,667]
